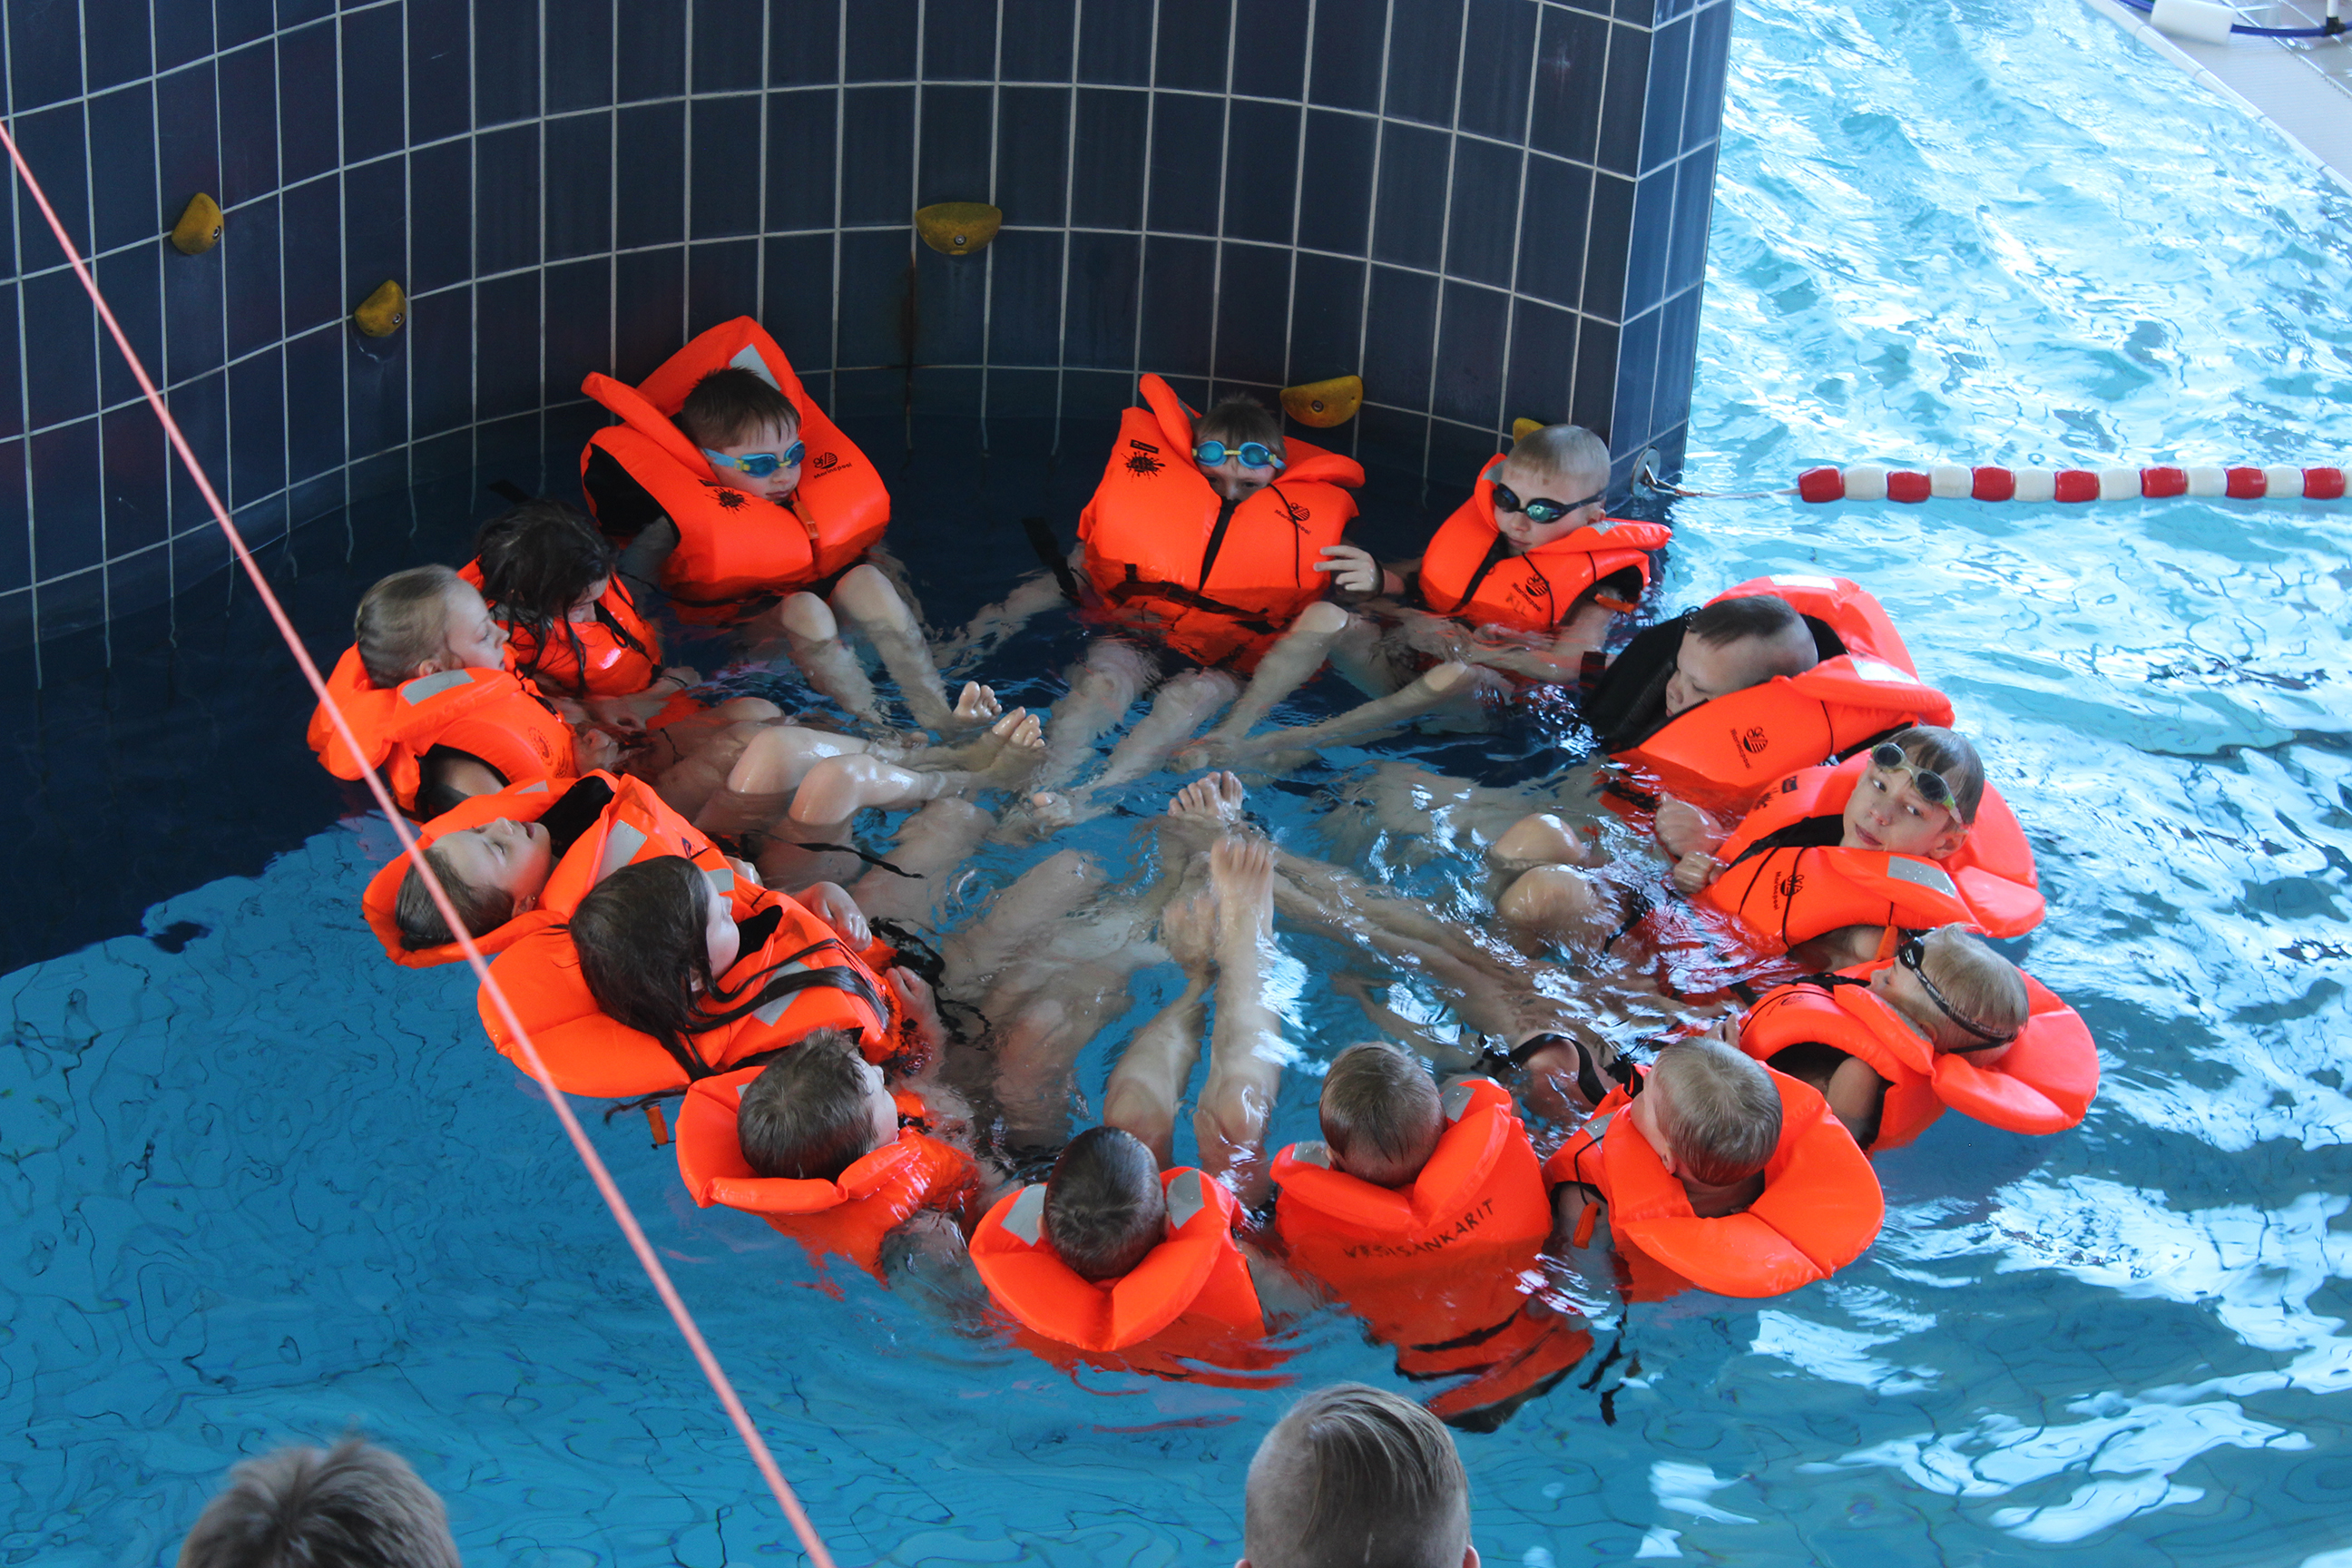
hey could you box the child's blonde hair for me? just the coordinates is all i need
[1510,422,1610,490]
[1912,926,2029,1052]
[355,564,464,687]
[1319,1043,1444,1187]
[1649,1038,1780,1187]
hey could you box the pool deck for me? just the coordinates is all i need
[2082,0,2352,192]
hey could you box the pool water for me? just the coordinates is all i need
[12,0,2352,1560]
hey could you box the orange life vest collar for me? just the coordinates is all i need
[579,317,888,606]
[1271,1079,1550,1250]
[1614,577,1952,810]
[476,886,895,1098]
[462,559,662,699]
[970,1168,1266,1353]
[1543,1068,1884,1298]
[309,646,575,813]
[1078,374,1362,668]
[1416,461,1671,632]
[1736,977,1945,1151]
[673,1063,978,1278]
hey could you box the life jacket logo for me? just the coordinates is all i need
[811,451,843,474]
[1736,726,1769,756]
[711,486,749,511]
[1284,498,1310,524]
[1124,445,1165,477]
[1777,870,1804,902]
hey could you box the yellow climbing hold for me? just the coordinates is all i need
[1512,417,1546,442]
[1280,374,1362,428]
[353,279,407,338]
[169,192,223,255]
[915,201,1002,258]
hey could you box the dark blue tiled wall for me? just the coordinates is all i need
[0,0,1730,653]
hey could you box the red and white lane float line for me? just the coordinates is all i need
[1797,463,2348,503]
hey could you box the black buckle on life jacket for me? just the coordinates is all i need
[1102,569,1282,635]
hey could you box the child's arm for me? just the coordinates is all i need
[941,545,1083,663]
[1313,545,1409,599]
[613,517,681,598]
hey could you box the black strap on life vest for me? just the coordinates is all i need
[661,936,892,1081]
[1197,494,1242,587]
[1021,515,1082,603]
[1585,616,1688,753]
[1436,534,1517,618]
[795,840,919,878]
[1105,565,1285,635]
[1496,1031,1638,1108]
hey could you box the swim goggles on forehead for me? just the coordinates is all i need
[701,442,806,477]
[1193,440,1284,472]
[1868,740,1956,811]
[1492,481,1606,524]
[1896,935,2019,1049]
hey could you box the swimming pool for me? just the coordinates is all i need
[10,0,2352,1559]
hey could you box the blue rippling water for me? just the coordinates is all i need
[9,0,2352,1561]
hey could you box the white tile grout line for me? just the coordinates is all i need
[1050,6,1080,440]
[828,0,846,406]
[2074,0,2352,199]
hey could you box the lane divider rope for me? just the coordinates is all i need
[0,118,840,1568]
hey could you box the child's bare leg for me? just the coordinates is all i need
[847,797,995,926]
[1197,837,1288,1194]
[1488,812,1599,876]
[1086,668,1240,794]
[788,710,1044,821]
[1102,880,1219,1164]
[991,949,1154,1150]
[831,563,964,735]
[1036,641,1158,790]
[1190,602,1348,751]
[940,848,1111,995]
[770,592,885,726]
[1215,661,1476,759]
[1495,864,1616,947]
[1323,611,1416,701]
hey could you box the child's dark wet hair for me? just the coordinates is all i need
[1195,394,1285,456]
[355,565,464,687]
[471,501,640,696]
[1882,724,1986,826]
[569,856,728,1068]
[1044,1126,1165,1282]
[736,1029,876,1180]
[393,846,511,950]
[1319,1043,1444,1188]
[677,367,800,450]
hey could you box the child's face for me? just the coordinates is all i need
[1196,433,1283,502]
[1629,1079,1680,1172]
[564,576,611,623]
[1488,455,1606,554]
[704,418,804,504]
[702,881,742,978]
[436,817,555,911]
[1842,754,1965,858]
[439,582,511,672]
[1662,633,1758,719]
[1867,957,1939,1039]
[858,1058,898,1152]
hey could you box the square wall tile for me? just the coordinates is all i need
[163,240,227,387]
[407,0,472,144]
[1433,279,1508,427]
[769,88,842,231]
[221,192,284,359]
[919,83,995,208]
[1583,171,1633,321]
[100,405,171,559]
[343,155,407,307]
[279,175,345,335]
[835,228,913,368]
[838,85,916,226]
[848,0,919,82]
[913,243,987,364]
[1002,0,1077,83]
[1610,303,1660,454]
[0,287,17,441]
[82,0,153,98]
[1685,0,1733,150]
[693,0,768,93]
[1079,0,1154,87]
[1214,240,1291,388]
[1071,88,1149,230]
[1309,0,1385,112]
[163,368,228,532]
[1458,0,1538,143]
[7,0,84,113]
[1155,0,1232,93]
[547,0,618,112]
[619,0,689,100]
[544,257,614,399]
[1570,315,1616,437]
[926,0,999,81]
[1596,22,1651,176]
[1446,135,1522,289]
[1146,92,1225,238]
[155,65,220,230]
[15,104,91,257]
[475,271,544,422]
[1666,142,1715,297]
[763,231,838,368]
[1286,250,1365,382]
[347,326,408,463]
[283,326,347,485]
[409,142,474,296]
[546,113,617,260]
[277,23,339,185]
[1296,110,1375,258]
[1385,0,1465,129]
[996,85,1072,227]
[689,240,762,333]
[1622,162,1671,320]
[1361,265,1438,410]
[1516,153,1591,309]
[1504,297,1577,426]
[227,346,286,507]
[1063,230,1142,368]
[1640,13,1691,176]
[341,5,407,165]
[617,102,690,248]
[691,94,765,238]
[1371,122,1448,273]
[1528,5,1607,169]
[613,246,687,379]
[986,229,1067,368]
[769,0,842,87]
[1232,0,1309,101]
[1138,234,1215,377]
[1222,99,1300,246]
[87,83,160,255]
[475,0,543,127]
[1651,282,1702,436]
[94,245,163,411]
[408,283,473,438]
[22,270,99,435]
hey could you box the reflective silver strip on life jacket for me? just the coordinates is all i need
[1165,1169,1206,1233]
[1769,573,1839,590]
[1885,858,1961,898]
[1443,1078,1493,1123]
[597,821,649,882]
[1288,1141,1331,1168]
[400,669,475,703]
[704,866,737,897]
[1002,1184,1046,1246]
[729,342,780,389]
[750,954,823,1025]
[1847,656,1918,686]
[515,779,551,794]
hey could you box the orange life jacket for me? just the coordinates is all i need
[1615,577,1953,812]
[1736,964,2097,1147]
[675,1067,978,1279]
[1271,1079,1591,1418]
[1078,374,1361,669]
[1542,1068,1884,1299]
[1416,460,1671,633]
[1696,752,2044,948]
[970,1168,1273,1376]
[459,559,663,699]
[579,316,888,609]
[309,646,576,814]
[476,886,895,1097]
[362,772,753,969]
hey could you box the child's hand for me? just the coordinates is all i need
[1671,851,1725,897]
[659,665,701,690]
[584,695,647,734]
[1313,544,1381,594]
[726,856,763,888]
[886,966,948,1065]
[802,881,870,948]
[575,728,624,772]
[1655,797,1727,860]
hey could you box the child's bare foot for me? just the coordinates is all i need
[948,681,1004,727]
[1166,769,1248,827]
[990,789,1090,844]
[972,709,1047,786]
[1209,835,1276,944]
[1488,811,1597,876]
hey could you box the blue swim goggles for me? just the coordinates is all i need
[702,442,806,478]
[1194,440,1284,472]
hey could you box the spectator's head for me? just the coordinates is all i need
[1842,725,1985,858]
[177,1437,460,1568]
[1240,1383,1476,1568]
[678,367,804,504]
[1871,925,2030,1061]
[1043,1126,1165,1282]
[1663,593,1818,718]
[355,566,507,686]
[1318,1043,1445,1188]
[1490,424,1610,552]
[1194,396,1289,503]
[737,1029,897,1180]
[1635,1037,1781,1191]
